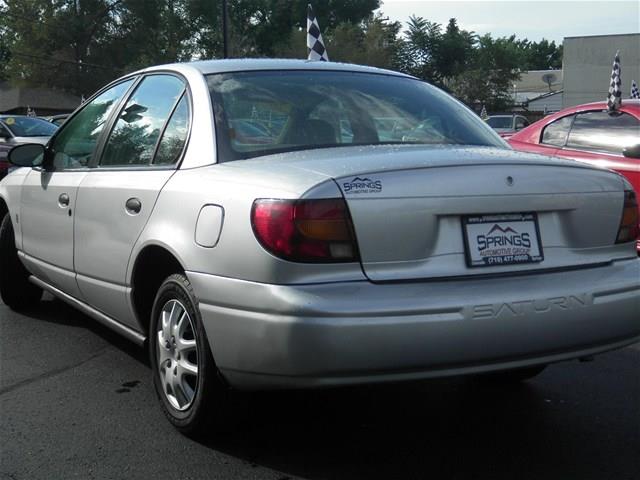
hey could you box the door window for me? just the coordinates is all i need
[565,111,640,155]
[100,75,185,167]
[50,79,134,169]
[154,94,190,165]
[515,117,529,130]
[541,115,574,147]
[0,123,12,139]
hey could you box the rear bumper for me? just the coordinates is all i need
[187,259,640,390]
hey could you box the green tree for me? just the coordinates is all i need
[434,18,476,86]
[449,34,523,110]
[323,14,402,69]
[523,39,563,70]
[0,0,381,94]
[398,15,443,83]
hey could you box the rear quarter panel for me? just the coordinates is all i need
[129,164,367,286]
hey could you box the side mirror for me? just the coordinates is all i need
[0,129,10,140]
[622,144,640,159]
[8,143,45,167]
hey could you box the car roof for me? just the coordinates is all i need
[563,99,640,112]
[139,58,413,79]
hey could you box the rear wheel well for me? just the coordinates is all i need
[131,246,184,336]
[0,198,8,221]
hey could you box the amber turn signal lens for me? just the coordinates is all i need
[616,190,640,244]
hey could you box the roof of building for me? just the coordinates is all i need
[0,82,81,113]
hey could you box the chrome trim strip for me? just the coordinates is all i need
[29,275,146,346]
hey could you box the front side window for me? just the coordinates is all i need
[541,115,574,147]
[100,75,185,167]
[208,71,504,161]
[565,111,640,155]
[51,79,134,169]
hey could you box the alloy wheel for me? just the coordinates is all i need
[156,299,199,411]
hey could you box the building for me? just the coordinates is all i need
[512,69,563,113]
[0,82,81,116]
[525,90,563,114]
[562,33,640,108]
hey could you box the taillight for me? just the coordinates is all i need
[616,190,640,244]
[251,198,359,262]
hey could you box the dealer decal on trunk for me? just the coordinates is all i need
[342,177,382,194]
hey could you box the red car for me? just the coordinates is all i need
[508,100,640,251]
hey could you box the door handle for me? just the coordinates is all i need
[125,197,142,215]
[58,193,70,208]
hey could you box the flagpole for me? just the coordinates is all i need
[222,0,229,59]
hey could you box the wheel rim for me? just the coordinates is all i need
[156,299,199,411]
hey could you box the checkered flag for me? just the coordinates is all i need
[631,80,640,99]
[307,4,329,62]
[480,105,489,120]
[607,50,622,111]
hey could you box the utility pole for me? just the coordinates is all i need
[222,0,229,59]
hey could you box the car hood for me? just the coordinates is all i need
[12,136,51,145]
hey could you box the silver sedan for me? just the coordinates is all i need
[1,60,638,436]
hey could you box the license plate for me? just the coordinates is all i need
[462,213,544,268]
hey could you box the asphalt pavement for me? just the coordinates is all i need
[1,294,639,480]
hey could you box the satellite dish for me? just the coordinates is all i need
[541,73,557,92]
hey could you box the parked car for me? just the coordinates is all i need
[42,114,70,127]
[0,115,58,179]
[486,114,530,138]
[1,60,638,436]
[508,100,640,251]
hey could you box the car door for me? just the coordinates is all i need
[557,110,640,189]
[73,74,190,328]
[18,80,135,297]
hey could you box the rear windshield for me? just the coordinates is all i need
[0,117,58,137]
[486,117,513,129]
[207,71,504,161]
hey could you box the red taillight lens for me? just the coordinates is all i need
[251,198,359,262]
[616,190,640,244]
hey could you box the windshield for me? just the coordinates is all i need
[1,117,58,137]
[207,71,504,161]
[486,117,513,129]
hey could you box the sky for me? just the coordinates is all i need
[375,1,640,44]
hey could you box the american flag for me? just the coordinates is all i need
[480,105,489,120]
[607,50,622,111]
[631,80,639,99]
[307,4,329,62]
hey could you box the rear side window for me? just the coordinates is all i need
[565,111,640,155]
[101,74,185,167]
[541,115,573,147]
[154,94,190,165]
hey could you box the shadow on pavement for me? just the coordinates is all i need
[202,379,567,480]
[18,294,149,366]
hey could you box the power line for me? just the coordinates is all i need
[1,10,64,30]
[12,51,121,71]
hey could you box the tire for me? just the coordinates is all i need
[149,273,236,436]
[0,212,42,309]
[481,365,547,383]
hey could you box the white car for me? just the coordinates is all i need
[1,60,638,436]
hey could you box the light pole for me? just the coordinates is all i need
[222,0,229,59]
